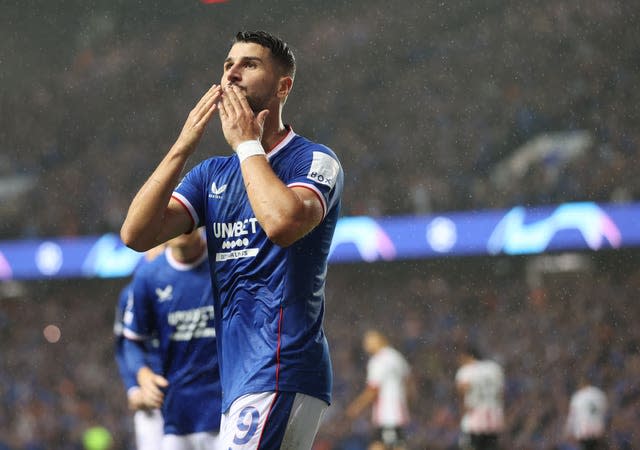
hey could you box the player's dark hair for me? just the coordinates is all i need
[234,30,296,78]
[463,344,483,360]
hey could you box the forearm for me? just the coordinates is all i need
[347,387,378,419]
[241,156,320,246]
[121,145,190,250]
[115,344,138,391]
[122,84,221,250]
[123,337,148,376]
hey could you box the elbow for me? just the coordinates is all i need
[263,215,307,248]
[120,224,151,252]
[264,222,299,248]
[260,198,321,247]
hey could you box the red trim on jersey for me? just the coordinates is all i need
[288,183,327,218]
[170,194,195,230]
[267,125,293,153]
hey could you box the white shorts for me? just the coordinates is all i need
[219,391,328,450]
[162,431,221,450]
[134,409,164,450]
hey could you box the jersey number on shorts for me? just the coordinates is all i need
[233,406,260,445]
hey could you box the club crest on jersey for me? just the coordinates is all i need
[209,181,227,199]
[155,285,173,302]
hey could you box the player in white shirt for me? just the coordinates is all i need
[346,330,411,450]
[565,379,608,450]
[455,346,505,450]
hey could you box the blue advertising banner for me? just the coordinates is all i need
[1,202,638,280]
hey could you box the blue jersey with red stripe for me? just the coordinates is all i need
[172,128,343,412]
[123,249,221,435]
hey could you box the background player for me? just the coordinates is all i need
[114,246,166,450]
[455,346,505,450]
[565,377,608,450]
[120,30,343,449]
[123,230,221,449]
[114,283,163,450]
[346,330,412,450]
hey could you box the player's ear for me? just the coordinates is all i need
[277,76,293,103]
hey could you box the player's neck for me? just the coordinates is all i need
[261,114,289,153]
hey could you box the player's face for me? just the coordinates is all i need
[363,332,378,355]
[222,42,282,113]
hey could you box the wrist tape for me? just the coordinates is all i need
[236,140,266,163]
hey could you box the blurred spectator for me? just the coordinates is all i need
[2,0,639,239]
[2,1,640,449]
[1,254,640,448]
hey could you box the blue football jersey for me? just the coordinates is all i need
[114,284,138,392]
[123,249,221,435]
[172,128,343,412]
[114,283,162,391]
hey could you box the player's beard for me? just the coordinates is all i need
[243,82,278,114]
[245,94,267,114]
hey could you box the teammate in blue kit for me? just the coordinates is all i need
[123,230,222,449]
[121,30,344,449]
[114,249,165,450]
[114,283,164,450]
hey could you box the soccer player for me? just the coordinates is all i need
[120,30,343,449]
[565,378,608,450]
[455,346,505,450]
[114,283,164,450]
[123,230,221,449]
[346,330,412,450]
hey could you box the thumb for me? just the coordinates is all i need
[256,109,269,128]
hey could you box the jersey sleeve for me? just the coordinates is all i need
[366,355,385,388]
[114,286,138,391]
[172,160,209,231]
[455,365,470,386]
[115,338,138,391]
[286,146,343,219]
[123,266,155,341]
[492,363,505,389]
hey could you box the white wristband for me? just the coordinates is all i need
[235,140,266,163]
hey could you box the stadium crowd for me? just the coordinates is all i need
[2,0,638,239]
[1,256,639,449]
[1,0,639,449]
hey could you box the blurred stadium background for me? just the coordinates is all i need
[1,0,639,448]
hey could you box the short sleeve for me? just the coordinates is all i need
[286,147,343,219]
[366,355,384,388]
[172,161,209,231]
[455,366,469,385]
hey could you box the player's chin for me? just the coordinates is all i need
[246,98,263,114]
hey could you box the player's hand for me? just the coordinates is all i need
[174,84,222,155]
[137,366,169,409]
[127,387,147,411]
[219,85,269,150]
